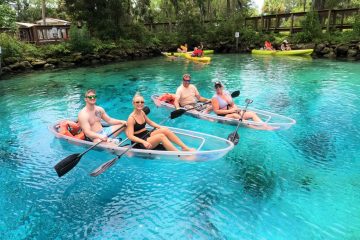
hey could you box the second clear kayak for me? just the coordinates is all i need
[251,49,314,56]
[152,94,296,130]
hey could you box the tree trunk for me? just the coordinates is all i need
[227,0,230,16]
[42,0,46,25]
[311,0,325,10]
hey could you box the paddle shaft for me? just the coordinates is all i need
[177,100,211,112]
[231,102,251,141]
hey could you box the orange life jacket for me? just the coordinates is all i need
[159,93,176,105]
[58,120,85,140]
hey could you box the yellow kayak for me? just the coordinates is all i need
[162,50,214,57]
[183,53,211,63]
[252,49,313,56]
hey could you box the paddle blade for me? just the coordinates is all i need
[227,132,240,145]
[245,98,253,104]
[170,109,186,119]
[231,90,240,98]
[54,153,81,177]
[143,106,150,115]
[90,156,118,177]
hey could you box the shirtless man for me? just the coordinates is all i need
[174,73,210,110]
[78,89,127,143]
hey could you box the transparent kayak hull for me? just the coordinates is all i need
[50,121,234,161]
[251,49,314,56]
[152,95,296,130]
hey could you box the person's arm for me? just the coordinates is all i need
[144,114,161,129]
[125,116,151,147]
[78,112,107,141]
[211,98,237,115]
[194,86,209,103]
[174,87,181,109]
[100,107,126,126]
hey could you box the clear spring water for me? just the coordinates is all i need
[0,54,359,239]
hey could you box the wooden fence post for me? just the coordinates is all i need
[290,14,294,35]
[326,9,332,33]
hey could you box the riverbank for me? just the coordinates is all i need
[1,40,359,78]
[0,46,162,78]
[211,40,360,60]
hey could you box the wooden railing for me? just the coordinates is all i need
[245,8,359,33]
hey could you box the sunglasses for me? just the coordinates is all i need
[215,85,222,89]
[183,79,191,82]
[135,101,145,104]
[86,95,97,100]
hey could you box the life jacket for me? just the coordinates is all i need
[58,120,85,140]
[265,41,273,50]
[159,93,176,105]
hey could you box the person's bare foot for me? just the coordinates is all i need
[182,147,196,151]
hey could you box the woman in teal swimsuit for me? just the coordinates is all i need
[126,92,194,151]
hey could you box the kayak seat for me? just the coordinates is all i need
[121,143,166,151]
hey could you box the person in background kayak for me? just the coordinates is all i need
[211,81,272,126]
[281,40,291,51]
[174,73,210,110]
[78,89,126,144]
[126,92,194,151]
[264,41,275,50]
[177,43,188,53]
[191,46,204,57]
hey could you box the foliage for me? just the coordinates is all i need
[40,43,71,57]
[92,39,117,53]
[295,11,322,42]
[177,11,204,46]
[0,33,23,58]
[64,0,132,40]
[68,25,93,53]
[0,4,16,28]
[123,23,153,46]
[353,14,360,37]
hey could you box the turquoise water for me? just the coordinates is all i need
[0,54,359,239]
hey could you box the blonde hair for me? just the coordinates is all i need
[133,92,143,102]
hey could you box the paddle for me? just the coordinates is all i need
[89,108,182,177]
[172,90,240,117]
[54,106,150,177]
[227,98,253,145]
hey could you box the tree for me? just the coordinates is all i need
[0,3,16,28]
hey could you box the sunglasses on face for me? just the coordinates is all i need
[183,79,191,83]
[86,95,97,100]
[135,101,145,104]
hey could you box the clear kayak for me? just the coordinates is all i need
[50,121,234,161]
[183,53,211,63]
[251,49,313,56]
[162,50,214,56]
[152,94,296,130]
